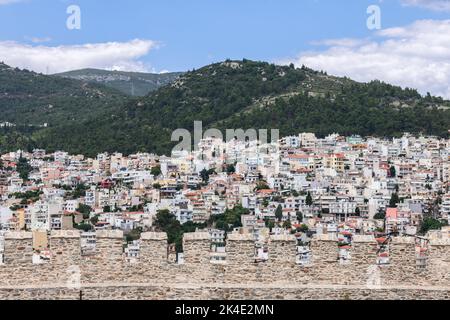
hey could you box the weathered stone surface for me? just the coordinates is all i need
[141,232,167,241]
[3,231,33,266]
[0,232,448,300]
[50,230,81,266]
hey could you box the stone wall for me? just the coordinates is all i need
[50,230,81,266]
[140,232,168,266]
[0,284,448,300]
[0,231,449,300]
[3,232,33,265]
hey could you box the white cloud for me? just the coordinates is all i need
[24,36,52,44]
[401,0,450,11]
[310,38,371,48]
[279,19,450,99]
[0,39,159,74]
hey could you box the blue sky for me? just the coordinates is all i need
[1,0,450,97]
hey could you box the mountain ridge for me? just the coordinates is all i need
[0,62,127,126]
[55,68,183,96]
[1,59,449,156]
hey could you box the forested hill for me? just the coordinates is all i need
[0,62,127,126]
[1,60,450,156]
[125,59,450,137]
[55,69,183,96]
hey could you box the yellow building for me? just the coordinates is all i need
[33,231,48,251]
[16,208,26,230]
[325,154,346,172]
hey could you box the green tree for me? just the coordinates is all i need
[126,227,143,243]
[16,156,32,181]
[74,223,93,232]
[255,182,270,191]
[151,166,162,177]
[389,166,397,178]
[265,219,275,231]
[154,210,183,251]
[210,205,249,232]
[306,192,313,206]
[275,205,283,222]
[71,183,88,199]
[77,203,92,220]
[297,224,309,233]
[419,218,445,235]
[374,210,386,220]
[200,168,216,184]
[226,164,236,174]
[389,193,400,208]
[90,214,100,226]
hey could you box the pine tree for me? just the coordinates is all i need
[306,192,313,206]
[275,205,283,222]
[389,193,400,208]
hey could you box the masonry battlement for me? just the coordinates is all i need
[1,231,449,267]
[352,235,377,243]
[227,233,254,241]
[141,232,168,241]
[312,234,338,241]
[391,237,415,244]
[430,239,450,246]
[4,231,33,240]
[0,230,449,297]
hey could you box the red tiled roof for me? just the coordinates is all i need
[257,189,276,195]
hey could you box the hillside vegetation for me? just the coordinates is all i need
[0,62,127,126]
[56,68,183,96]
[1,60,449,156]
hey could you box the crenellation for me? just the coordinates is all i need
[310,234,339,264]
[385,236,418,284]
[427,239,450,283]
[95,230,124,261]
[140,232,168,265]
[226,233,256,265]
[182,232,211,265]
[269,234,297,265]
[0,231,448,298]
[49,230,81,265]
[389,237,416,266]
[351,235,378,266]
[3,232,33,265]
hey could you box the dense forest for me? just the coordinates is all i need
[0,60,449,156]
[0,62,127,126]
[56,68,183,96]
